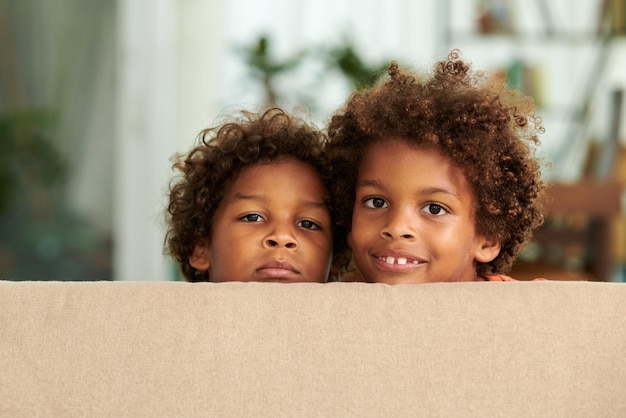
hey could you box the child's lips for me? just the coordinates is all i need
[256,260,300,279]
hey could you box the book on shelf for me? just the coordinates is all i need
[495,59,543,107]
[598,0,626,35]
[476,0,514,35]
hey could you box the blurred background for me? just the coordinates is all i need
[1,0,624,281]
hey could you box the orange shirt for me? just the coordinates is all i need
[479,274,516,281]
[479,274,546,281]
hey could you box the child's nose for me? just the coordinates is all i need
[381,208,416,240]
[264,226,298,249]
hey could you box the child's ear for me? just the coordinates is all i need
[189,241,211,271]
[474,237,501,263]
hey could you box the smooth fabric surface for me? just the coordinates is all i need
[1,280,625,417]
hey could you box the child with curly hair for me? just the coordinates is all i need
[166,107,345,283]
[326,50,546,284]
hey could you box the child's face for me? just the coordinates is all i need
[348,139,500,284]
[191,158,333,282]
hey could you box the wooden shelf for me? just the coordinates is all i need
[513,180,623,281]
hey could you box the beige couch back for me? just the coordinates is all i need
[2,280,626,417]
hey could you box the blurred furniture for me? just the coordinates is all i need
[513,180,623,281]
[2,280,626,416]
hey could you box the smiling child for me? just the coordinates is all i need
[326,50,546,283]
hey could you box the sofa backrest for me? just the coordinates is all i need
[2,280,625,417]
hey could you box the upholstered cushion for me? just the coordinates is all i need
[2,280,625,417]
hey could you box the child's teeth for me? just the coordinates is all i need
[383,256,411,265]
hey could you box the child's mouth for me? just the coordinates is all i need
[378,256,420,266]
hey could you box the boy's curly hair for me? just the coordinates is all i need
[165,107,346,281]
[326,50,546,275]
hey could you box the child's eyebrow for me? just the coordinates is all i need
[233,192,264,201]
[420,187,462,199]
[233,192,327,209]
[356,181,461,199]
[356,179,383,189]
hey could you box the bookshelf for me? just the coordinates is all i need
[441,0,626,281]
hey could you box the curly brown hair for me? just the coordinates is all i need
[165,107,346,281]
[326,50,546,275]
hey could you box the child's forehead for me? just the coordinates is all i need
[227,156,313,181]
[358,139,471,189]
[216,159,330,215]
[367,137,472,169]
[225,158,325,194]
[242,157,319,177]
[362,138,448,165]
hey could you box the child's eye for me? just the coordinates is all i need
[422,203,448,216]
[241,213,264,222]
[298,219,321,230]
[364,197,388,209]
